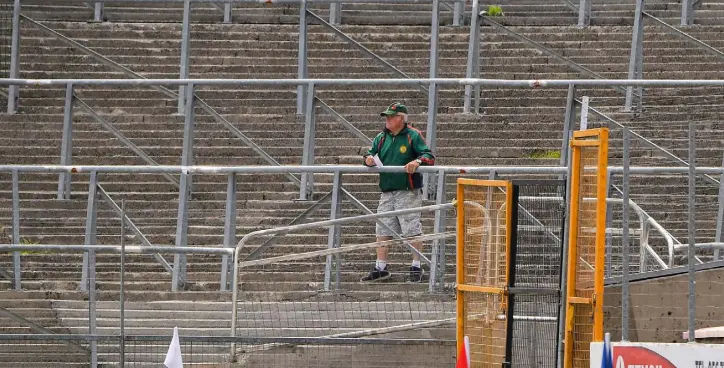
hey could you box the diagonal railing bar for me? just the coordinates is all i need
[316,97,371,145]
[481,17,630,96]
[559,0,581,14]
[0,307,90,355]
[584,102,719,186]
[244,190,333,261]
[306,10,428,94]
[642,11,724,60]
[96,185,177,278]
[21,14,300,187]
[73,96,181,188]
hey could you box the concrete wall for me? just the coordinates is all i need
[604,267,724,343]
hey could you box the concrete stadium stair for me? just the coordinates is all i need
[0,1,723,366]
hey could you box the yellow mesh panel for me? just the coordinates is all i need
[457,180,511,368]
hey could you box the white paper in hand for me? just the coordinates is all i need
[164,327,183,368]
[373,155,384,168]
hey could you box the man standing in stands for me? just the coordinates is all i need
[361,102,435,283]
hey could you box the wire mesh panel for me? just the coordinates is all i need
[507,180,566,368]
[0,2,10,79]
[456,179,512,368]
[232,234,456,366]
[564,128,609,368]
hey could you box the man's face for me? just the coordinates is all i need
[385,114,405,131]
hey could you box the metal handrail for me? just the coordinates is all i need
[642,11,724,61]
[20,15,300,187]
[229,202,455,358]
[585,103,720,187]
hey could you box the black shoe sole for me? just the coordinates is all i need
[407,270,424,283]
[360,273,392,282]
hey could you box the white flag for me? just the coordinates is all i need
[164,327,183,368]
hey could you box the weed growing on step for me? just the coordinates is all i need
[483,5,504,17]
[527,150,561,159]
[19,237,45,255]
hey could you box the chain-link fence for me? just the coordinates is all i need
[0,334,455,367]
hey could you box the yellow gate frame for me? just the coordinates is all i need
[456,179,513,367]
[564,128,609,368]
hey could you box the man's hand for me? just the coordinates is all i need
[365,156,375,167]
[405,160,420,174]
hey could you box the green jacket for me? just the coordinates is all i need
[363,124,436,192]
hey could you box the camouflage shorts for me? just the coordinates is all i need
[375,189,423,238]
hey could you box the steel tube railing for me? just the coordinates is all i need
[228,202,454,359]
[6,78,724,87]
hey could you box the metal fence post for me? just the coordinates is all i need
[223,3,232,23]
[681,0,693,26]
[81,171,99,293]
[58,83,74,200]
[714,150,724,261]
[299,83,316,200]
[11,170,21,290]
[578,0,591,27]
[560,84,576,166]
[579,96,589,130]
[119,199,126,368]
[687,120,696,342]
[324,171,343,291]
[464,0,480,114]
[172,84,195,291]
[429,170,447,292]
[556,146,573,368]
[177,0,191,115]
[453,0,463,26]
[81,171,99,367]
[329,2,342,25]
[424,0,440,199]
[625,0,644,112]
[297,0,308,115]
[622,127,631,341]
[221,173,237,291]
[7,0,20,114]
[93,2,104,22]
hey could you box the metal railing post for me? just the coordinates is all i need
[556,147,572,368]
[221,173,237,291]
[58,83,74,200]
[681,0,693,26]
[11,170,21,291]
[93,2,104,22]
[172,83,195,291]
[579,96,589,130]
[686,120,696,342]
[7,0,20,114]
[429,170,447,292]
[82,171,99,367]
[329,2,342,25]
[297,0,308,115]
[464,0,480,114]
[453,0,463,26]
[299,83,316,200]
[578,0,591,27]
[81,171,99,293]
[622,127,631,341]
[119,199,126,368]
[223,3,232,23]
[560,84,576,167]
[177,0,191,115]
[424,0,440,199]
[715,150,724,261]
[324,171,343,291]
[625,0,645,112]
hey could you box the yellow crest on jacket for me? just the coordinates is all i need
[399,145,407,154]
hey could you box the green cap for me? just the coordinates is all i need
[380,102,408,117]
